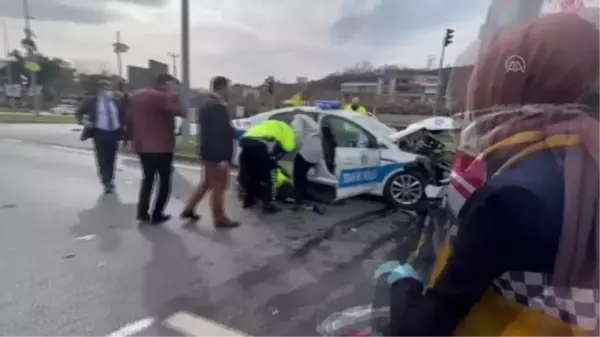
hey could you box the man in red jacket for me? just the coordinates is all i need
[128,73,184,224]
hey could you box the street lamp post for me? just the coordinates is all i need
[180,0,191,143]
[167,52,180,78]
[113,31,129,80]
[2,20,15,108]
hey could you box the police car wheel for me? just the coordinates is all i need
[383,171,426,209]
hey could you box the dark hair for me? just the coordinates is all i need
[211,76,229,91]
[155,73,179,86]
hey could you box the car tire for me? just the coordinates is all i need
[383,170,427,209]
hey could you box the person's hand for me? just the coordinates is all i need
[218,161,229,168]
[81,117,93,128]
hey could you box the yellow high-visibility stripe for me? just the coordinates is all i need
[494,134,581,176]
[479,131,543,160]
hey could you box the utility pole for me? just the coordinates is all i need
[180,0,191,142]
[113,31,129,80]
[433,28,454,116]
[2,20,15,108]
[167,52,180,78]
[22,0,39,114]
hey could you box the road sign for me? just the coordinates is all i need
[29,85,42,96]
[24,60,40,72]
[4,84,21,97]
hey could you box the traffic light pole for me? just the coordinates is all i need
[22,0,39,114]
[433,37,446,116]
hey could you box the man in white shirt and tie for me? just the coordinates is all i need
[76,80,127,194]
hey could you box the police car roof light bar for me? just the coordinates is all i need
[314,100,341,110]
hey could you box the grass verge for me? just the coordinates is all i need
[0,113,76,124]
[0,107,30,113]
[174,137,197,161]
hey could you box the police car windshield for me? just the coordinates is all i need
[352,115,396,136]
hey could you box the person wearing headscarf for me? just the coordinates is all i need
[382,12,599,336]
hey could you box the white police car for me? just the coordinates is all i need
[232,101,458,209]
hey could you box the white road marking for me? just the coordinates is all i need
[106,317,156,337]
[164,311,248,337]
[49,145,91,155]
[5,138,23,143]
[75,234,97,241]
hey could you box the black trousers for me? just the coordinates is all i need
[137,153,173,217]
[293,153,314,205]
[239,138,276,209]
[92,129,120,186]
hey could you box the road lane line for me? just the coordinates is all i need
[164,311,248,337]
[106,317,156,337]
[49,145,91,155]
[5,138,23,143]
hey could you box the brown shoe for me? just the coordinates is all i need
[180,210,201,222]
[215,217,240,229]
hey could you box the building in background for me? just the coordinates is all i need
[340,68,440,107]
[127,59,169,90]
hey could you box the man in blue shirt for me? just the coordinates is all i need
[76,80,127,194]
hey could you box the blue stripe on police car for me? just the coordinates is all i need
[338,163,405,188]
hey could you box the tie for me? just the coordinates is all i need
[104,98,116,130]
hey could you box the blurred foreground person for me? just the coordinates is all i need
[385,13,599,336]
[239,119,296,213]
[180,76,239,228]
[128,74,183,225]
[290,113,323,210]
[76,80,127,194]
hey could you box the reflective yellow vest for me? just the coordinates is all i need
[275,168,291,187]
[430,132,595,336]
[243,119,296,153]
[344,104,367,114]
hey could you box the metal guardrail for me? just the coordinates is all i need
[376,113,434,128]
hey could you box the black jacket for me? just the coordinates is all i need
[75,95,128,139]
[198,95,234,162]
[388,148,565,335]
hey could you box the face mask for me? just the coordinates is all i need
[351,104,359,110]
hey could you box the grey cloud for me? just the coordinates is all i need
[330,0,488,46]
[0,0,168,24]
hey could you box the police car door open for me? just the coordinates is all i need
[331,117,381,200]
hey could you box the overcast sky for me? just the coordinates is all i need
[0,0,490,86]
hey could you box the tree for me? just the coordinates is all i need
[8,49,64,87]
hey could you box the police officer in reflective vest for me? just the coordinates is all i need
[239,119,296,213]
[378,13,599,336]
[344,97,367,114]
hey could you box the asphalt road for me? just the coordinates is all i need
[0,123,104,152]
[0,137,421,336]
